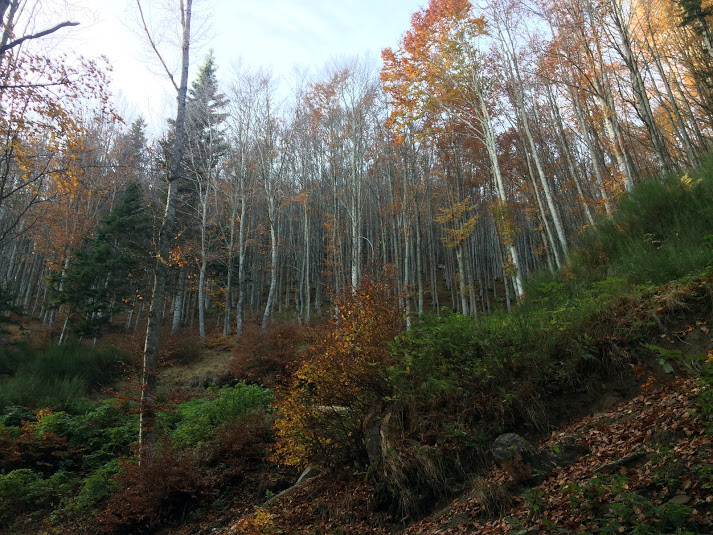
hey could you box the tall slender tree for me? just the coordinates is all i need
[137,0,193,459]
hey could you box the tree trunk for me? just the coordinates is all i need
[140,0,192,462]
[262,196,278,331]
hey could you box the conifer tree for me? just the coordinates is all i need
[183,51,228,340]
[54,181,151,339]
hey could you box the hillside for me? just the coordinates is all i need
[2,169,713,534]
[210,376,712,534]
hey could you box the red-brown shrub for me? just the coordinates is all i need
[202,412,273,469]
[0,416,79,475]
[97,441,209,534]
[229,322,312,388]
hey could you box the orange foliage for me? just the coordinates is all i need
[271,281,403,468]
[381,0,487,140]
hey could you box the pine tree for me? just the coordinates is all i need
[182,51,229,339]
[186,50,229,161]
[54,182,151,339]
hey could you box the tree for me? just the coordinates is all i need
[382,0,526,297]
[0,1,78,64]
[0,2,114,249]
[137,0,193,459]
[53,182,151,340]
[184,51,228,341]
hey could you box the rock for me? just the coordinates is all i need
[215,369,234,387]
[202,373,216,388]
[492,433,534,461]
[668,494,691,506]
[188,376,200,388]
[492,433,558,482]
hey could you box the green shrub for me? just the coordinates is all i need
[36,400,138,471]
[568,170,713,286]
[164,384,273,449]
[389,312,492,403]
[0,344,127,412]
[71,459,121,510]
[561,472,701,534]
[0,468,71,523]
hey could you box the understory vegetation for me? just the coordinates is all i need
[1,161,713,533]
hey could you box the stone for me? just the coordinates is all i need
[216,369,234,387]
[492,433,558,482]
[668,494,691,506]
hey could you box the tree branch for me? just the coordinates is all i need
[136,0,179,93]
[0,0,10,26]
[0,79,70,90]
[0,21,79,55]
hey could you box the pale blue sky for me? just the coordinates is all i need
[59,0,424,131]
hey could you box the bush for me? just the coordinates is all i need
[569,171,713,286]
[0,344,128,412]
[97,442,210,534]
[162,383,273,450]
[230,321,312,388]
[74,459,121,509]
[0,400,138,531]
[35,400,138,472]
[272,281,403,468]
[389,312,487,402]
[0,468,71,524]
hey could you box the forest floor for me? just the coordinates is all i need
[160,309,713,535]
[191,378,712,535]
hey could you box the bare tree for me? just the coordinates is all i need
[136,0,193,459]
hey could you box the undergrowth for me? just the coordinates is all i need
[269,160,713,519]
[0,343,128,412]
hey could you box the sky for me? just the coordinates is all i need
[47,0,424,134]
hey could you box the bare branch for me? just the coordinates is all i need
[135,0,179,93]
[0,21,79,55]
[0,79,70,90]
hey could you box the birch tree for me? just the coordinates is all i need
[136,0,193,459]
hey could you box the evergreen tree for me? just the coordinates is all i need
[185,50,229,181]
[182,51,230,339]
[54,182,152,338]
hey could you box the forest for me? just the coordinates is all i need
[1,0,713,533]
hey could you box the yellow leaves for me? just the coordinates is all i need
[35,407,53,423]
[491,200,517,246]
[272,280,403,468]
[680,173,702,190]
[705,349,713,365]
[437,198,479,248]
[232,507,280,535]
